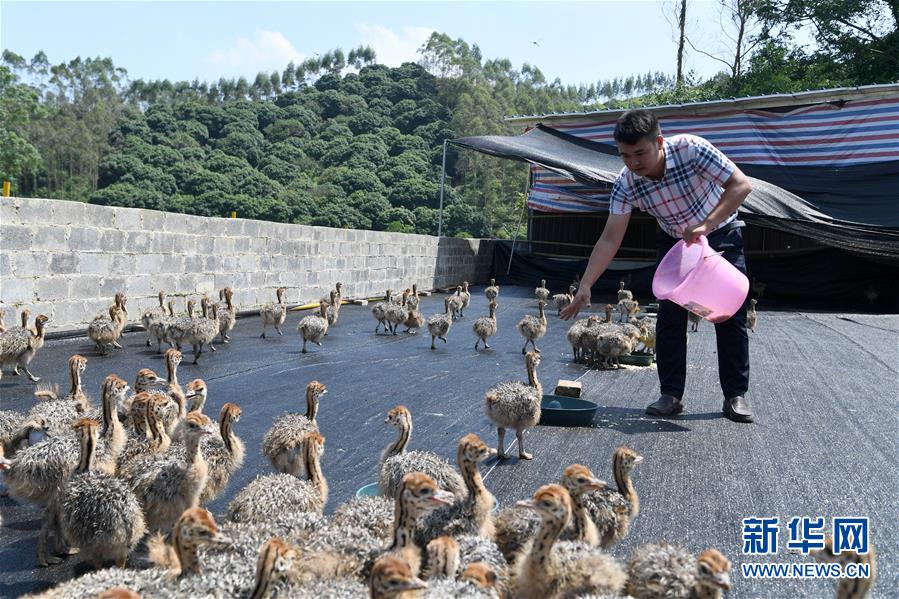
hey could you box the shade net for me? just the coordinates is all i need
[452,125,899,260]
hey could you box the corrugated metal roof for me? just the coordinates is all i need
[504,83,899,125]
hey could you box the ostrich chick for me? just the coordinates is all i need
[485,351,542,460]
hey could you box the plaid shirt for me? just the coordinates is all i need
[609,134,737,237]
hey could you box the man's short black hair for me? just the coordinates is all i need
[614,110,660,144]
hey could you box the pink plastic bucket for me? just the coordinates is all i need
[652,235,749,324]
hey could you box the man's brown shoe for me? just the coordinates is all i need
[723,396,753,423]
[646,394,684,417]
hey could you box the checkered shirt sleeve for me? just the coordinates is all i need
[608,167,634,215]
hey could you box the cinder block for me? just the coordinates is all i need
[82,203,113,226]
[213,237,234,254]
[51,200,87,225]
[194,276,214,296]
[142,210,165,232]
[13,252,51,277]
[180,213,207,234]
[223,219,244,237]
[1,277,34,303]
[32,226,67,251]
[1,224,33,251]
[213,274,234,291]
[15,198,51,224]
[248,272,267,287]
[125,231,152,253]
[243,220,262,238]
[162,212,190,234]
[113,207,143,230]
[135,254,161,273]
[280,240,299,256]
[234,237,250,252]
[195,274,216,294]
[221,255,239,272]
[152,232,177,254]
[110,254,135,275]
[1,253,11,277]
[196,237,214,254]
[250,237,267,253]
[126,276,156,297]
[204,256,221,272]
[67,275,103,299]
[171,273,196,293]
[99,229,127,252]
[154,275,183,295]
[183,254,205,273]
[160,254,183,273]
[172,233,196,254]
[77,253,113,274]
[264,272,282,287]
[100,277,128,298]
[271,255,289,271]
[53,300,92,328]
[50,253,78,274]
[239,255,256,272]
[84,296,111,318]
[555,380,582,398]
[0,198,18,226]
[0,304,11,329]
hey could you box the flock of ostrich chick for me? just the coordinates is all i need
[0,279,867,599]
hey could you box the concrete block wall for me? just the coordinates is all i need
[0,197,495,333]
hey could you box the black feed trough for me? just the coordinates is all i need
[539,394,598,426]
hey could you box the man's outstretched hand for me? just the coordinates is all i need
[560,289,591,320]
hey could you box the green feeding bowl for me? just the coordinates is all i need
[539,394,598,427]
[356,482,379,498]
[619,353,655,367]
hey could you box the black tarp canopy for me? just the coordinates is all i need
[451,125,899,260]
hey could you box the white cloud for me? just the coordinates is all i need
[355,24,434,67]
[208,30,304,76]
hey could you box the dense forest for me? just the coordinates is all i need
[1,0,896,237]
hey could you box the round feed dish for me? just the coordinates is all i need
[539,394,598,427]
[619,353,654,366]
[355,482,379,498]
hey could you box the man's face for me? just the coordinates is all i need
[616,135,664,177]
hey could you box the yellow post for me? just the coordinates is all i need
[2,181,10,197]
[231,211,237,218]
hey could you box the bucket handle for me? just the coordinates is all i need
[703,250,725,260]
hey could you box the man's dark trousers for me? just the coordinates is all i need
[654,224,750,401]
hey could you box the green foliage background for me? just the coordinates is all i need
[2,3,896,237]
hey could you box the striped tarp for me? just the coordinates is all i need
[529,169,611,213]
[528,96,899,213]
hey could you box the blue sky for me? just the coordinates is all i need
[2,1,735,87]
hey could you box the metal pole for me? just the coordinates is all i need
[437,139,448,237]
[507,167,531,275]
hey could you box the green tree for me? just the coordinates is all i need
[349,190,392,229]
[0,65,44,188]
[90,181,165,210]
[388,177,440,210]
[320,166,387,196]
